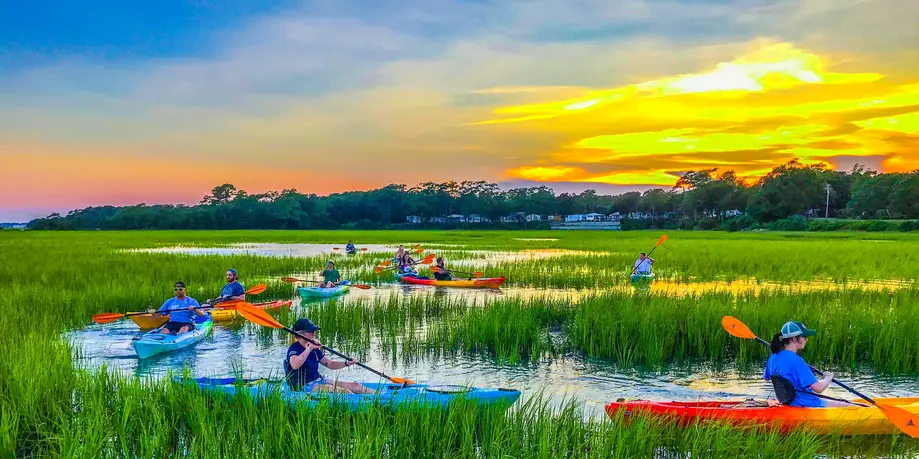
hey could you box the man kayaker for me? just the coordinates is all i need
[147,281,207,335]
[201,268,246,310]
[632,252,654,275]
[432,257,453,281]
[764,321,845,407]
[285,318,375,394]
[319,260,341,288]
[345,240,356,253]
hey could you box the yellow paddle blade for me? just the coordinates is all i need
[91,312,126,324]
[237,302,285,329]
[280,277,302,283]
[657,234,668,246]
[722,316,757,340]
[877,403,919,438]
[245,284,267,295]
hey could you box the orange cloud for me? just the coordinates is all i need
[485,42,919,186]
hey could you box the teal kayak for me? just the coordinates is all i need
[630,272,655,283]
[182,377,521,410]
[298,280,351,299]
[132,315,213,359]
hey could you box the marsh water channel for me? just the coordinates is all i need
[68,243,919,417]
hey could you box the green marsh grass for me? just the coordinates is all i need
[3,230,919,456]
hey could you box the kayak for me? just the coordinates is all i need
[132,315,213,359]
[182,377,521,411]
[605,398,919,436]
[298,280,351,299]
[129,300,293,328]
[630,272,655,283]
[396,273,505,289]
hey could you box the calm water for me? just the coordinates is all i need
[68,294,919,417]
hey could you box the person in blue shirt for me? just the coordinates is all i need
[203,268,246,308]
[345,241,356,254]
[147,281,207,335]
[763,321,844,407]
[632,252,654,275]
[284,318,375,394]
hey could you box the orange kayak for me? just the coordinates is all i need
[129,299,293,328]
[606,398,919,436]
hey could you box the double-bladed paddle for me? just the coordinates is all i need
[91,283,267,324]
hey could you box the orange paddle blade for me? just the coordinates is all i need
[361,248,368,251]
[877,404,919,438]
[280,277,302,283]
[237,302,284,329]
[381,260,392,267]
[389,377,416,385]
[414,248,424,254]
[374,266,387,273]
[413,244,421,249]
[721,316,757,340]
[91,312,126,324]
[350,284,371,290]
[333,247,340,250]
[657,234,668,246]
[245,284,267,295]
[473,272,483,278]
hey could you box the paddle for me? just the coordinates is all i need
[430,266,483,278]
[333,247,368,251]
[236,302,415,386]
[722,316,919,438]
[374,254,436,273]
[91,283,267,324]
[632,234,666,275]
[280,277,371,289]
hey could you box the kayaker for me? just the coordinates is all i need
[763,321,845,407]
[201,268,246,310]
[399,253,417,275]
[433,257,453,281]
[147,281,207,335]
[285,318,375,394]
[319,260,341,288]
[345,241,356,253]
[631,252,654,275]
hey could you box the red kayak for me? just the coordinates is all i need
[396,273,506,289]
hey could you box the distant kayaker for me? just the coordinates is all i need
[632,253,654,275]
[285,318,375,394]
[147,281,207,335]
[763,321,845,407]
[395,245,406,260]
[399,253,417,275]
[346,241,356,253]
[433,257,453,281]
[319,260,341,288]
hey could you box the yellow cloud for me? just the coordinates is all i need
[475,42,919,186]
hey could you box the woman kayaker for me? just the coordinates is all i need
[432,257,453,281]
[395,245,406,260]
[631,252,654,275]
[319,261,341,288]
[148,281,207,335]
[285,318,375,394]
[763,321,845,407]
[399,253,417,275]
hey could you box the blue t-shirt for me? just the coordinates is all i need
[763,350,824,407]
[220,281,245,299]
[346,243,355,251]
[284,343,324,390]
[157,296,200,324]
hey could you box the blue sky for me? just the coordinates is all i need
[1,0,917,221]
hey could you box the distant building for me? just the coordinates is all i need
[467,214,491,223]
[446,214,466,223]
[585,213,605,222]
[525,214,542,222]
[405,215,422,224]
[565,214,584,222]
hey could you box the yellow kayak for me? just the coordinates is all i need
[128,299,293,328]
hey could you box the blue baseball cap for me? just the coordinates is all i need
[293,318,321,333]
[227,268,238,276]
[780,321,816,339]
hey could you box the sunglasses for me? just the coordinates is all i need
[174,287,186,291]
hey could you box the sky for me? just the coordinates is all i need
[1,0,917,221]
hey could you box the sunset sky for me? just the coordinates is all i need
[2,0,917,221]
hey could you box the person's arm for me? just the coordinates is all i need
[190,299,206,317]
[150,300,171,317]
[809,371,834,393]
[288,343,320,369]
[320,355,356,370]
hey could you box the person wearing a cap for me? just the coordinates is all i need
[148,281,207,335]
[202,268,246,309]
[763,321,842,407]
[284,318,374,394]
[319,261,341,288]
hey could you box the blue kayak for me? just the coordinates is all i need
[297,280,351,299]
[630,272,655,283]
[182,377,521,410]
[132,314,213,359]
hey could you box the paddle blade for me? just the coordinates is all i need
[413,244,421,249]
[280,277,302,283]
[722,316,757,340]
[237,302,285,329]
[389,377,416,385]
[414,248,424,254]
[361,248,368,251]
[351,284,371,290]
[333,247,340,250]
[473,272,483,278]
[430,266,441,272]
[91,312,126,324]
[877,403,919,438]
[657,234,668,246]
[381,260,392,267]
[245,283,267,295]
[374,266,386,273]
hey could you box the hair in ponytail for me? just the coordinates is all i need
[770,333,790,354]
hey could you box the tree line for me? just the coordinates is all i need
[27,159,919,231]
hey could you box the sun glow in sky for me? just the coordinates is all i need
[1,0,917,220]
